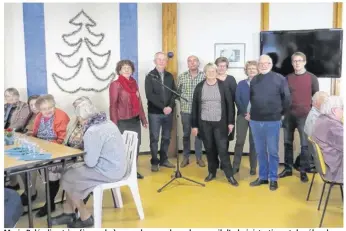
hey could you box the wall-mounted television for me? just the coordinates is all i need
[260,29,343,78]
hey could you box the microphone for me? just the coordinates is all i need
[152,78,188,102]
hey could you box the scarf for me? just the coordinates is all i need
[83,111,108,134]
[118,75,140,115]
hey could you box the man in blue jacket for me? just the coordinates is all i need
[249,55,291,191]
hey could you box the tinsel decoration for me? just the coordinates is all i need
[51,10,115,93]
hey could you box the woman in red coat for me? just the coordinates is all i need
[32,94,70,217]
[109,60,148,179]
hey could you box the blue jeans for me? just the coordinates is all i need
[4,188,23,228]
[250,120,281,181]
[181,112,203,158]
[148,113,173,165]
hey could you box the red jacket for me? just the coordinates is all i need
[32,108,70,144]
[109,80,147,125]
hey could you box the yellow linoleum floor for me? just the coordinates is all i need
[16,155,343,228]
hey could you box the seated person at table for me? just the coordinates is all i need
[16,95,41,206]
[32,94,70,217]
[4,188,23,228]
[7,95,41,203]
[64,96,92,150]
[51,100,128,228]
[4,88,31,191]
[304,91,329,137]
[312,96,343,183]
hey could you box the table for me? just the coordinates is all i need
[4,134,85,228]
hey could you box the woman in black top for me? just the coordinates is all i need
[191,63,238,186]
[215,57,238,141]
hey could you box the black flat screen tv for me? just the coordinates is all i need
[260,29,343,78]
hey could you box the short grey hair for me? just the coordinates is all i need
[5,88,20,97]
[35,94,56,109]
[203,62,217,73]
[312,91,329,105]
[72,96,92,108]
[74,99,99,120]
[320,96,343,115]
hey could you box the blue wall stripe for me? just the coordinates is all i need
[23,3,48,96]
[119,3,138,82]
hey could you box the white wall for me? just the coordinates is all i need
[3,3,162,153]
[4,3,342,155]
[269,2,334,94]
[138,3,162,152]
[177,3,261,152]
[4,3,28,102]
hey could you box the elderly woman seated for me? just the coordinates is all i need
[32,94,70,217]
[4,88,31,191]
[64,96,92,150]
[51,99,128,228]
[312,96,343,183]
[304,91,329,137]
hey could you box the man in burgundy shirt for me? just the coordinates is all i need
[279,52,319,182]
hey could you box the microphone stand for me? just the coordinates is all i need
[152,78,205,193]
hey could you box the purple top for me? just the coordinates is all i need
[313,114,343,183]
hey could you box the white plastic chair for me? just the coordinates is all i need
[92,130,144,228]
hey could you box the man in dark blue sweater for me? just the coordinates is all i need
[249,55,291,191]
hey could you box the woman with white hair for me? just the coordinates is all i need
[64,96,93,149]
[312,96,343,183]
[191,63,238,186]
[51,99,127,228]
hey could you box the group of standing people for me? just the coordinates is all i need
[141,51,342,191]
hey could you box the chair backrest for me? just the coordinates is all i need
[307,136,327,176]
[122,131,138,179]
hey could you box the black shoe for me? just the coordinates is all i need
[36,180,60,217]
[20,191,38,206]
[278,168,293,178]
[269,181,278,191]
[36,203,56,218]
[51,213,77,226]
[300,172,309,182]
[204,173,216,182]
[250,168,256,175]
[228,176,239,186]
[6,184,20,191]
[67,215,94,228]
[250,178,269,187]
[137,172,144,179]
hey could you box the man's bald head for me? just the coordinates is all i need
[187,55,200,71]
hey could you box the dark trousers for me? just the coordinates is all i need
[148,113,173,165]
[233,115,257,170]
[117,116,141,158]
[200,120,233,178]
[284,113,309,172]
[181,112,203,158]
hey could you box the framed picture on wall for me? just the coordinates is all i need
[214,43,246,68]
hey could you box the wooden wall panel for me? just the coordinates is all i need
[261,3,269,31]
[162,3,178,157]
[332,2,343,96]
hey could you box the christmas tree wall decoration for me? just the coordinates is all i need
[52,10,115,93]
